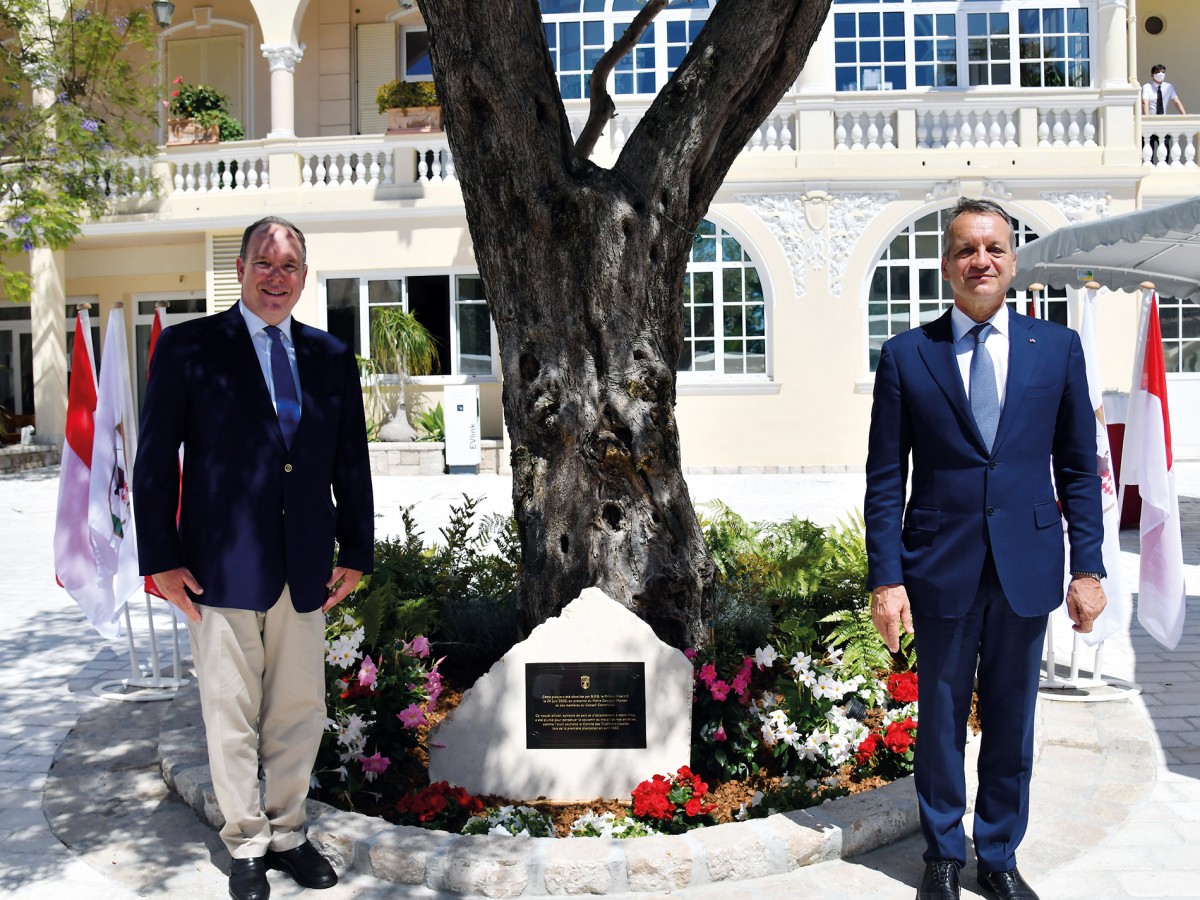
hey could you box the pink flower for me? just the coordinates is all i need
[713,725,727,742]
[698,663,718,685]
[357,655,378,690]
[172,75,183,84]
[709,680,730,701]
[360,752,390,777]
[731,670,751,698]
[398,704,427,729]
[684,648,697,660]
[408,635,431,658]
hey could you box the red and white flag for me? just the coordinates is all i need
[88,305,142,620]
[1073,292,1129,645]
[53,309,122,638]
[1121,292,1187,649]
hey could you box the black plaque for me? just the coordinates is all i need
[526,662,646,749]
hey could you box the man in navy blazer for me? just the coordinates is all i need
[135,217,373,900]
[865,198,1107,900]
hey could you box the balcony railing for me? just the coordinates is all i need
[92,86,1197,218]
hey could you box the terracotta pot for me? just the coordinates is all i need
[166,118,220,145]
[385,106,443,134]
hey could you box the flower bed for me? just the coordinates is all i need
[305,497,924,840]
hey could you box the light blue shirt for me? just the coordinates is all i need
[951,303,1009,410]
[239,302,301,418]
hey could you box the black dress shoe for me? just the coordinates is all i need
[229,857,269,900]
[977,867,1040,900]
[265,840,338,889]
[917,859,960,900]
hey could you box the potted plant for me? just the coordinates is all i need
[165,76,245,145]
[377,80,442,134]
[359,306,440,441]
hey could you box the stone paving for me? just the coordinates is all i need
[1,465,1198,898]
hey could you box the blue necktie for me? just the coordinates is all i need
[969,322,1000,452]
[265,325,300,447]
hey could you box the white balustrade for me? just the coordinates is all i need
[1036,108,1098,149]
[299,148,394,188]
[916,108,1017,150]
[835,110,895,151]
[171,153,270,195]
[1141,119,1200,169]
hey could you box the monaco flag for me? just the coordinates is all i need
[1074,291,1129,645]
[88,304,142,620]
[53,308,123,638]
[1120,292,1187,649]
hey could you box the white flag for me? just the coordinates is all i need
[53,309,121,638]
[1074,291,1128,645]
[1121,292,1186,649]
[88,305,142,621]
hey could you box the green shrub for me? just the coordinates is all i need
[376,79,438,113]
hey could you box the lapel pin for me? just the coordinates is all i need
[1029,338,1036,343]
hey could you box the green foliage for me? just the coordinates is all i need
[1,0,160,301]
[414,402,445,442]
[167,77,225,126]
[376,79,438,113]
[368,306,439,377]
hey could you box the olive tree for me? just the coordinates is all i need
[420,0,832,648]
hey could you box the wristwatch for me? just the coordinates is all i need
[1071,571,1104,583]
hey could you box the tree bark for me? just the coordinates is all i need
[420,0,831,649]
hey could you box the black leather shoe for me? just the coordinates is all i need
[977,867,1040,900]
[265,840,338,889]
[917,859,961,900]
[229,857,269,900]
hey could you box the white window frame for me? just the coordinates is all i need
[832,0,1096,94]
[676,217,774,390]
[400,26,432,82]
[158,20,256,140]
[540,0,713,100]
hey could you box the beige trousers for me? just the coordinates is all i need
[187,587,327,858]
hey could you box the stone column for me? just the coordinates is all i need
[30,248,67,445]
[1097,0,1130,89]
[795,15,834,94]
[261,42,305,139]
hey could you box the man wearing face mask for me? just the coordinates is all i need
[1142,64,1186,116]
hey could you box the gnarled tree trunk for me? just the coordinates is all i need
[421,0,831,649]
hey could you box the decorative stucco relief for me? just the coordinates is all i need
[1041,191,1112,223]
[738,191,896,297]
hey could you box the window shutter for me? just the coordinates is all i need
[166,35,244,123]
[209,234,242,312]
[357,23,397,135]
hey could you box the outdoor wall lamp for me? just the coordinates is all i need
[151,0,175,28]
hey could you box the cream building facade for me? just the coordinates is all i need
[2,0,1198,467]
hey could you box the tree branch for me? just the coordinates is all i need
[573,0,667,160]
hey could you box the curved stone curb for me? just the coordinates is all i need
[159,679,978,898]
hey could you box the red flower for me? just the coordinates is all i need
[888,672,919,704]
[884,718,917,755]
[685,797,702,817]
[856,732,881,765]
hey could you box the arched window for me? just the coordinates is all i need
[679,219,767,377]
[867,207,1066,371]
[540,0,713,100]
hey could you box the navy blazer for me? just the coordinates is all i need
[134,303,374,613]
[864,309,1104,618]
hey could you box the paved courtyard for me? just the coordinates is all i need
[1,464,1199,898]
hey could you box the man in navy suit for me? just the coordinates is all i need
[134,217,373,900]
[865,198,1107,900]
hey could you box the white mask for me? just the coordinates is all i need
[1153,72,1166,83]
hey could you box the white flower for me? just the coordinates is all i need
[341,613,356,626]
[767,708,789,726]
[754,645,779,668]
[827,646,844,668]
[812,673,843,700]
[758,691,778,710]
[780,721,802,747]
[796,668,817,689]
[790,652,812,674]
[760,722,776,746]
